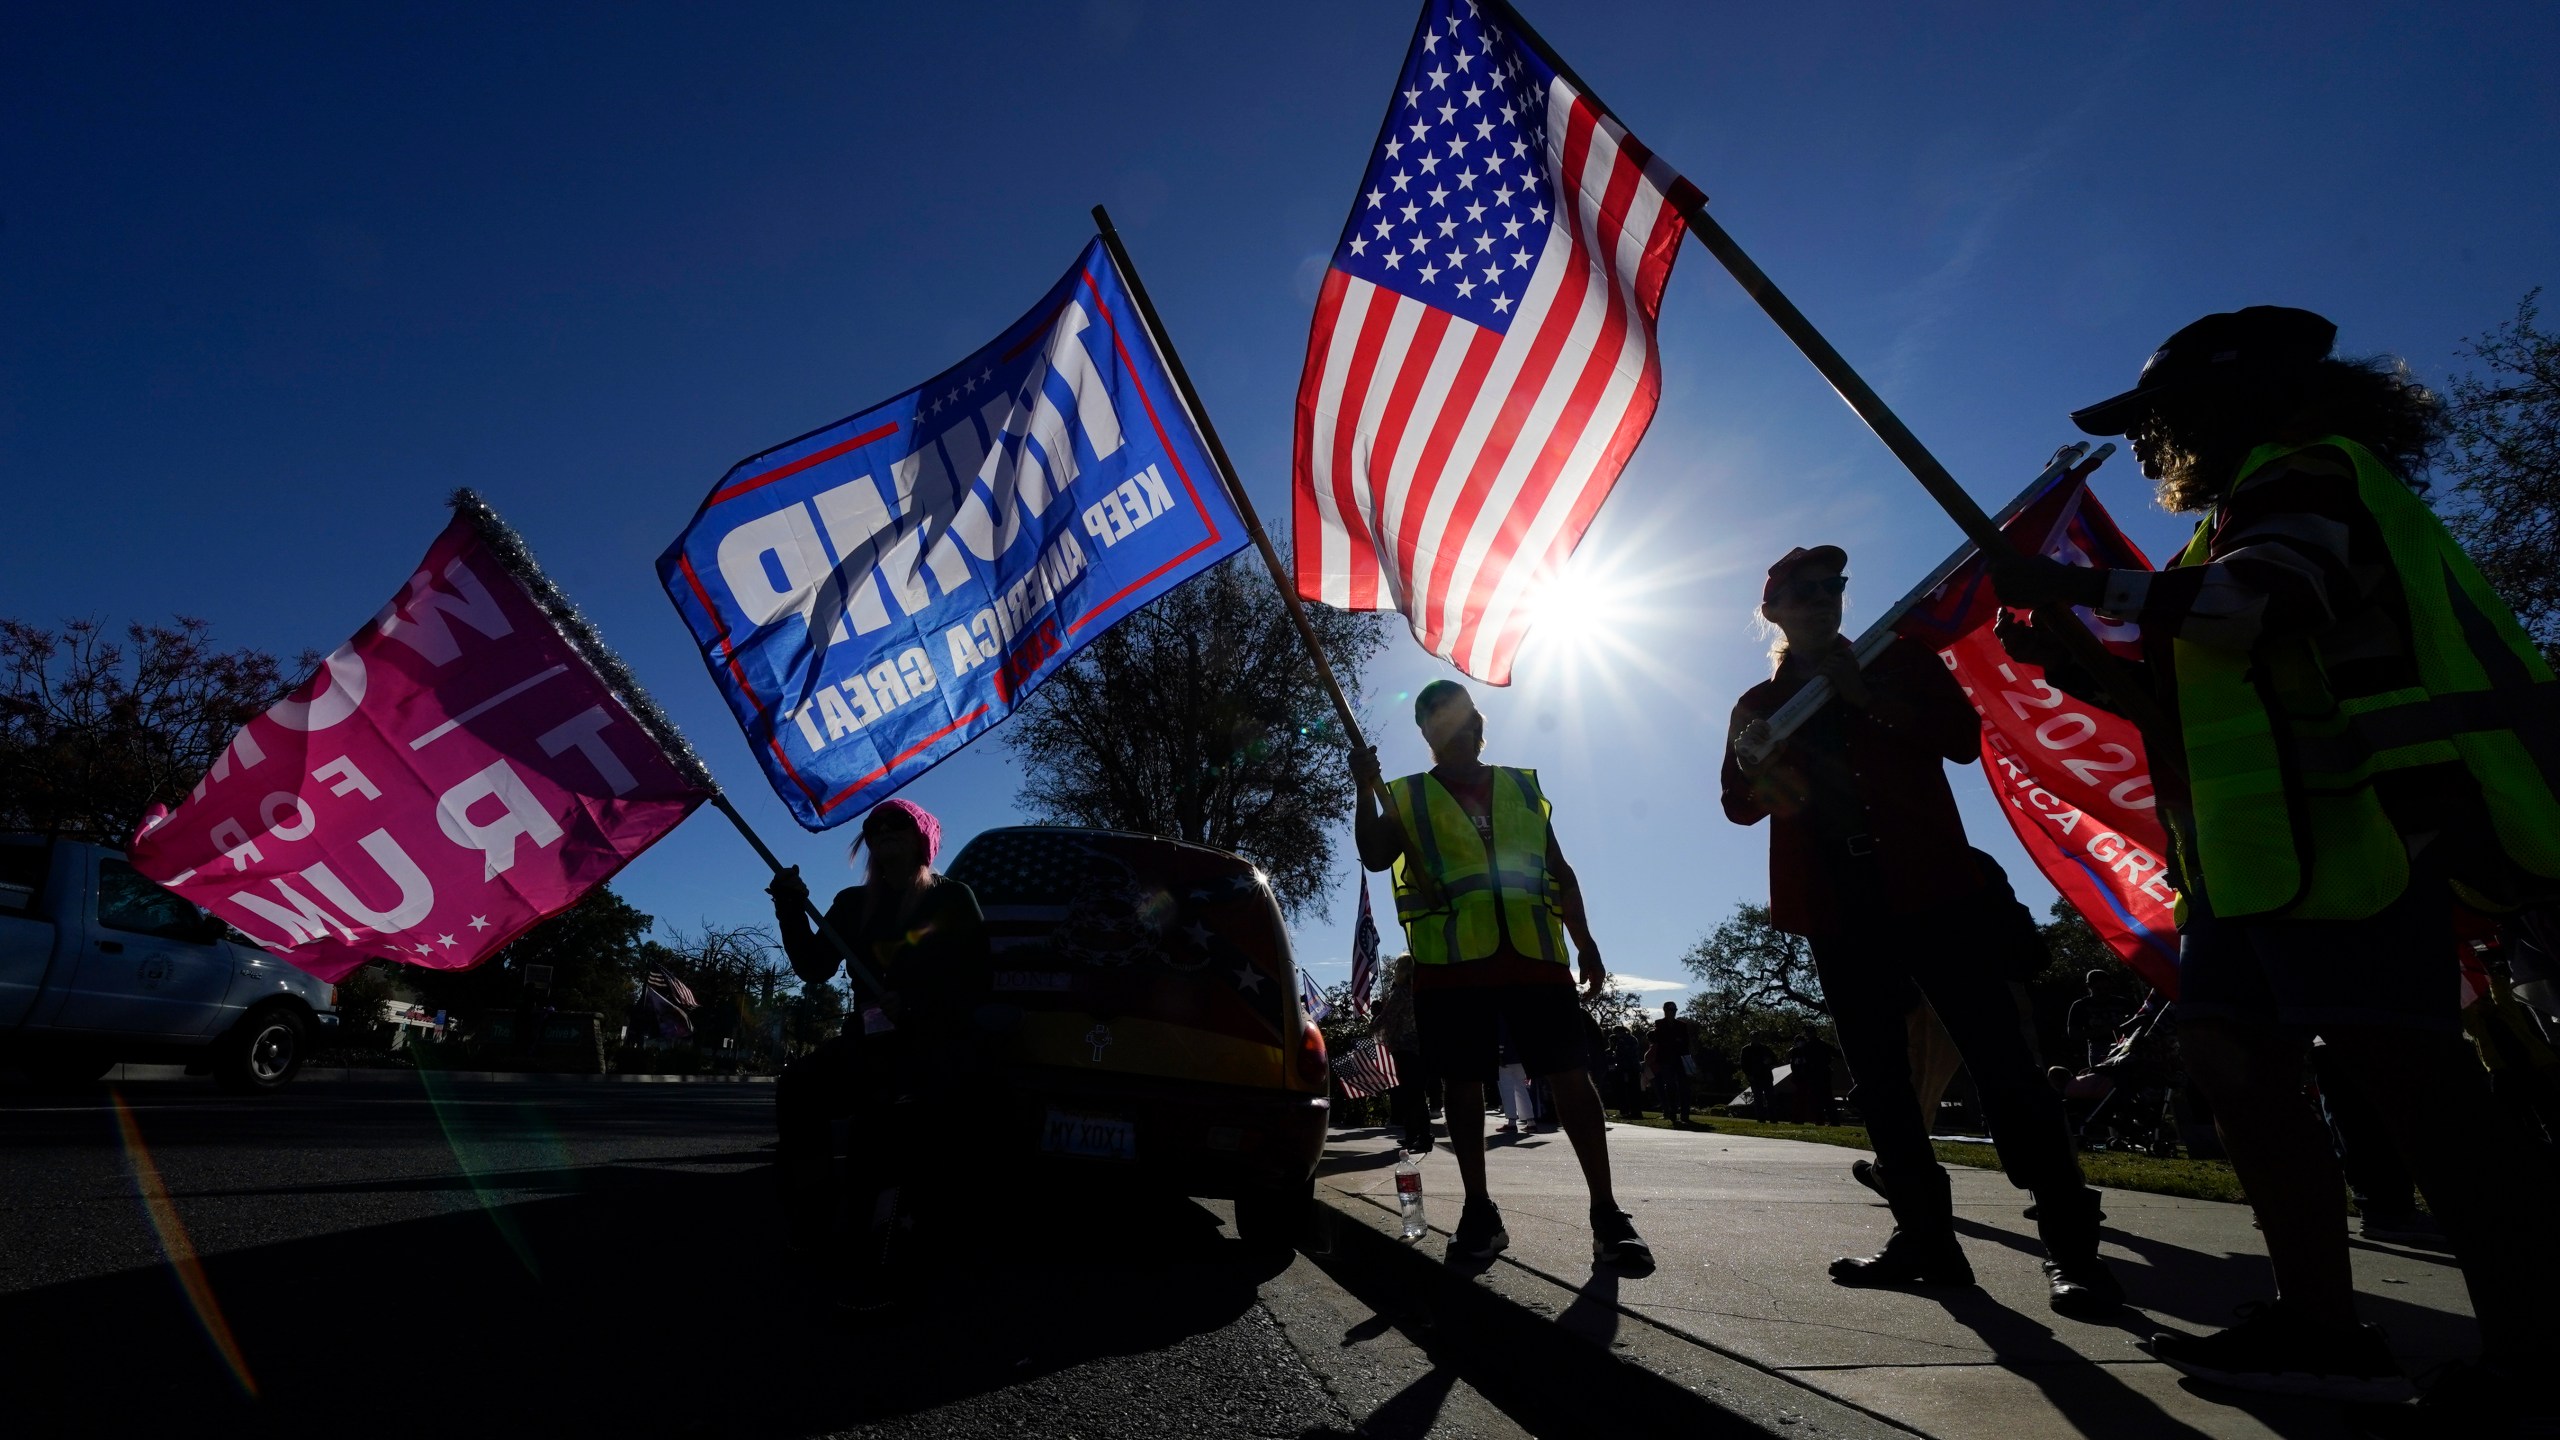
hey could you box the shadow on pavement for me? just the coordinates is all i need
[1951,1210,2479,1367]
[2,1155,1293,1439]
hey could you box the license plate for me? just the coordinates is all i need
[1039,1109,1136,1161]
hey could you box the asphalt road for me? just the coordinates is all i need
[0,1076,1532,1440]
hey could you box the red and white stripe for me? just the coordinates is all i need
[1292,77,1691,684]
[1335,1034,1402,1100]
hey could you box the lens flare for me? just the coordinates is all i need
[415,1066,572,1277]
[110,1089,258,1399]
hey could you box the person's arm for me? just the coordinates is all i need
[1547,830,1605,999]
[1350,746,1407,872]
[2002,448,2376,659]
[1992,613,2152,711]
[2114,451,2376,655]
[767,867,839,987]
[1721,699,1779,826]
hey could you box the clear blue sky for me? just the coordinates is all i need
[7,2,2556,995]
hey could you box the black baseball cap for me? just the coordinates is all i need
[2071,306,2338,436]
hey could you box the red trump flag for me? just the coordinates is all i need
[1895,475,2181,994]
[129,494,714,983]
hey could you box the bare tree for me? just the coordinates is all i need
[2443,289,2560,661]
[1001,555,1389,919]
[0,616,294,843]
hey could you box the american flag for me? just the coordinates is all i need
[1293,0,1696,684]
[1335,1033,1402,1100]
[1348,879,1382,1019]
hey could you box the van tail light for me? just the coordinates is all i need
[1292,1016,1329,1091]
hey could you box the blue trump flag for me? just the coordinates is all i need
[658,238,1247,828]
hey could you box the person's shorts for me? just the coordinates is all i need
[2175,871,2460,1034]
[1414,980,1588,1083]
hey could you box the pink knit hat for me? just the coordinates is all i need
[857,797,943,865]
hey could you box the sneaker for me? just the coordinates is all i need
[1449,1198,1509,1261]
[1851,1159,1886,1197]
[2147,1302,2414,1403]
[2043,1257,2127,1317]
[2358,1210,2442,1246]
[1830,1232,1975,1288]
[1591,1207,1653,1269]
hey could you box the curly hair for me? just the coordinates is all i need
[2144,355,2445,513]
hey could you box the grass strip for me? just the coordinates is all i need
[1609,1111,2249,1205]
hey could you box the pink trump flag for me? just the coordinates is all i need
[128,493,715,984]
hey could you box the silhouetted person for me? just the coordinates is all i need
[768,800,987,1312]
[1739,1041,1778,1123]
[1999,306,2560,1415]
[1650,1001,1696,1124]
[1727,544,2121,1316]
[1354,681,1651,1269]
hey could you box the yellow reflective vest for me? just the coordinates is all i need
[1386,767,1570,966]
[2172,436,2560,920]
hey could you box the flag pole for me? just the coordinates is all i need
[1089,204,1371,761]
[707,793,894,1004]
[1738,442,2109,764]
[1481,0,2169,742]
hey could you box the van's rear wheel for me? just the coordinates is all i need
[1235,1177,1313,1250]
[215,1007,308,1094]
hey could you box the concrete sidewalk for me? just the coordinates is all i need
[1315,1120,2476,1439]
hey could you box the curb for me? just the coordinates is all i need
[1308,1186,1914,1440]
[102,1064,778,1086]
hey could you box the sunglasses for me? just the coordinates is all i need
[1773,575,1849,603]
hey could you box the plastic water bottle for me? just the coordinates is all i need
[1395,1153,1426,1241]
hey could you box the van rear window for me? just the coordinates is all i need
[950,829,1121,908]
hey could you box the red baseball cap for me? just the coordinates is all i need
[1763,545,1847,602]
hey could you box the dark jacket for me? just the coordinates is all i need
[778,875,989,1029]
[1722,636,1986,938]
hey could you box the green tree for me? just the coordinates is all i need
[1002,554,1389,919]
[1680,902,1825,1016]
[0,616,293,843]
[1678,902,1834,1067]
[331,959,398,1042]
[2443,289,2560,662]
[411,884,653,1021]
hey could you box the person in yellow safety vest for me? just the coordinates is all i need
[1351,680,1652,1271]
[1995,305,2560,1426]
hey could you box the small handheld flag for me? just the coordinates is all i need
[660,238,1247,828]
[1335,1033,1402,1100]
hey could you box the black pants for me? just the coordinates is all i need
[2310,1041,2418,1215]
[1810,897,2085,1226]
[775,1030,921,1252]
[1658,1067,1691,1120]
[1386,1044,1432,1148]
[1743,1070,1775,1121]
